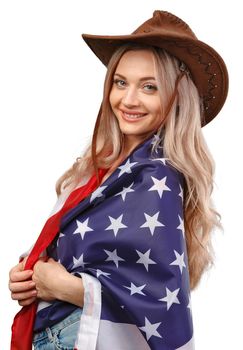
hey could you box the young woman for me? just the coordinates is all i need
[9,10,228,350]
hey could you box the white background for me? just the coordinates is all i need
[0,1,241,348]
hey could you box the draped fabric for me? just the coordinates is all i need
[11,167,109,350]
[11,134,195,349]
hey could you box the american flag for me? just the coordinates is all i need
[12,134,195,350]
[39,134,195,349]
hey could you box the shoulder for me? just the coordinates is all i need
[122,137,185,195]
[148,155,185,189]
[133,150,185,189]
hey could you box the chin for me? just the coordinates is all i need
[121,128,154,141]
[121,124,152,135]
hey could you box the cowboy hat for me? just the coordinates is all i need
[82,10,228,126]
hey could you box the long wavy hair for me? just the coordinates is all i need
[56,43,223,291]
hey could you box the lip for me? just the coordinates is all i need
[120,110,147,123]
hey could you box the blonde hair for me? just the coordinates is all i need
[56,43,223,291]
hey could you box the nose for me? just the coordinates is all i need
[121,86,140,107]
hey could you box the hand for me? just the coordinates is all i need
[32,258,68,302]
[32,258,84,307]
[9,257,37,306]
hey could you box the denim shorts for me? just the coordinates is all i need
[33,308,82,350]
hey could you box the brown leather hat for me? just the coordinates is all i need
[82,10,228,127]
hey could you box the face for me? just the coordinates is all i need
[109,49,163,150]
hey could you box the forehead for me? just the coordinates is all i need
[115,49,156,76]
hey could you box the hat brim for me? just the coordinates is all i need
[82,32,228,126]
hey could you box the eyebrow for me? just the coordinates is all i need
[114,73,156,82]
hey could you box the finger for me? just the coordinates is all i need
[9,263,23,277]
[11,289,37,301]
[18,297,37,307]
[21,256,29,268]
[10,269,33,283]
[9,280,35,293]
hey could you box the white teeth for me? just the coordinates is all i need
[124,112,145,119]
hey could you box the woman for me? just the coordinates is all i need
[9,10,228,350]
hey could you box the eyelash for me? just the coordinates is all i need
[113,79,157,91]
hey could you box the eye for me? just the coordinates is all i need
[113,79,126,88]
[143,84,157,91]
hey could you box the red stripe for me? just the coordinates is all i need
[11,168,108,349]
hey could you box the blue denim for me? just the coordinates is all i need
[33,308,82,350]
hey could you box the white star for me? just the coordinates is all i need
[73,218,93,239]
[124,282,146,296]
[72,253,88,269]
[140,212,164,235]
[148,176,171,198]
[104,249,125,268]
[158,287,180,310]
[90,185,107,203]
[117,159,138,177]
[105,214,127,237]
[56,232,65,247]
[151,157,168,166]
[178,183,184,200]
[177,215,185,238]
[96,269,111,279]
[139,317,162,341]
[151,134,162,147]
[136,249,156,271]
[115,182,135,201]
[187,294,192,314]
[169,250,186,274]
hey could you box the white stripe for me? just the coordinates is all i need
[95,320,194,350]
[49,189,71,216]
[37,301,52,312]
[20,180,92,313]
[19,246,33,261]
[49,176,90,217]
[73,274,194,350]
[95,320,151,350]
[75,273,102,350]
[19,187,69,260]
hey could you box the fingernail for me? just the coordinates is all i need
[29,281,35,288]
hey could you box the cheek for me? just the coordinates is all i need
[150,105,164,127]
[109,89,118,109]
[149,100,162,119]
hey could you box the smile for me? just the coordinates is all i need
[121,111,147,122]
